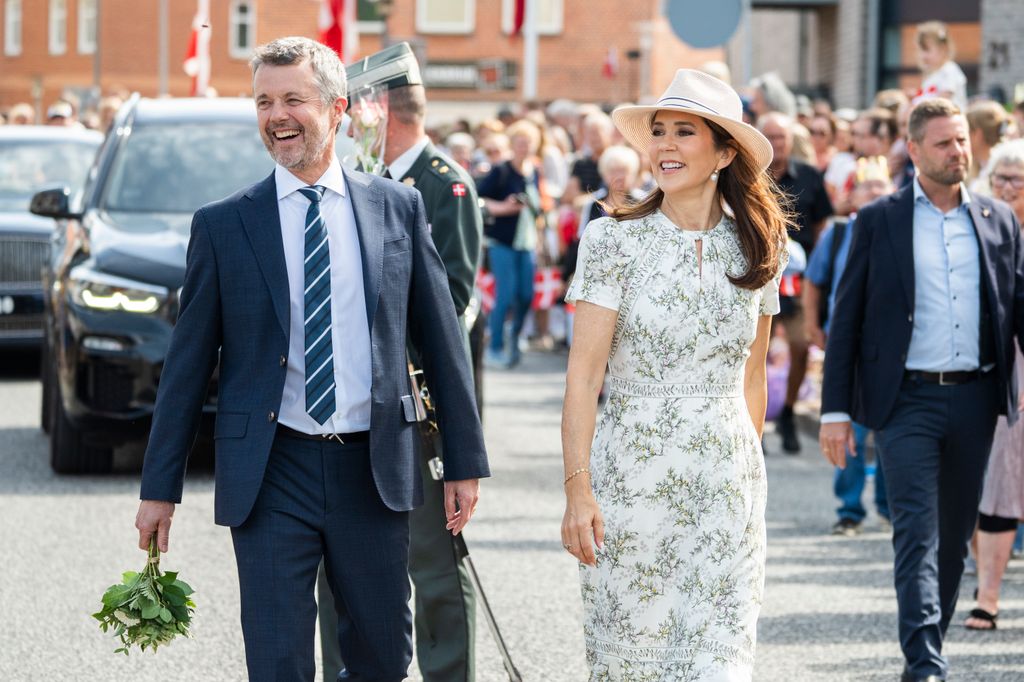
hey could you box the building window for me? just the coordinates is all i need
[4,0,22,56]
[49,0,67,55]
[501,0,562,36]
[357,0,384,34]
[416,0,474,35]
[78,0,96,54]
[228,0,255,59]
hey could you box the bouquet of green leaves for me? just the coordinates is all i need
[93,537,196,655]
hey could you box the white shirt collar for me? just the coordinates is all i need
[913,175,971,210]
[387,137,430,181]
[275,155,347,201]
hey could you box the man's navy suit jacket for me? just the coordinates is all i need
[822,183,1024,430]
[139,168,489,527]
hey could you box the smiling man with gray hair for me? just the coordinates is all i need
[134,36,489,682]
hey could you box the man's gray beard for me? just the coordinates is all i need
[265,129,332,171]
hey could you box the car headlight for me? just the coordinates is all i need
[68,266,169,314]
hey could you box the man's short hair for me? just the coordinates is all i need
[908,98,962,143]
[250,37,347,105]
[388,85,426,127]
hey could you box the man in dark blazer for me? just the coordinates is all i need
[318,44,484,682]
[820,98,1024,682]
[134,37,489,682]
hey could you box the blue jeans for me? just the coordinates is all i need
[487,243,535,356]
[834,421,889,522]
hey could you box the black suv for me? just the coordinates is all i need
[33,96,276,473]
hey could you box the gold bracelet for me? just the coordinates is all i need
[563,467,590,485]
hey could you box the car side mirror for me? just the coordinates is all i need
[30,186,82,220]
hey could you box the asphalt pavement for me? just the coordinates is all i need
[0,348,1021,681]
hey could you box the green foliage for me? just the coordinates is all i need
[92,537,196,655]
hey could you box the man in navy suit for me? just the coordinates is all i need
[820,98,1024,682]
[134,37,489,682]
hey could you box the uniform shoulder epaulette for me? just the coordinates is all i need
[426,156,453,179]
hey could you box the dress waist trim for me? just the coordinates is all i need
[608,376,743,398]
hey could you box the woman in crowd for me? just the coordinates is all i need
[478,120,549,368]
[965,138,1024,631]
[966,100,1010,195]
[809,113,838,174]
[915,20,968,110]
[561,69,789,679]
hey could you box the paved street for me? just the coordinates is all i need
[1,348,1022,681]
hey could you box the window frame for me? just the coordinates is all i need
[4,0,22,56]
[228,0,256,60]
[49,0,68,55]
[77,0,97,54]
[356,0,384,34]
[415,0,474,35]
[501,0,563,36]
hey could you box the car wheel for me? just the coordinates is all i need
[50,382,113,474]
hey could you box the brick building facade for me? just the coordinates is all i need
[0,0,723,124]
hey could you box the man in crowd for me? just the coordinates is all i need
[135,36,488,681]
[318,42,484,682]
[760,112,834,453]
[803,156,894,536]
[821,98,1024,682]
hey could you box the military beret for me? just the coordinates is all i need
[346,42,423,95]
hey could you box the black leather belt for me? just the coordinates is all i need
[905,369,983,386]
[277,424,369,444]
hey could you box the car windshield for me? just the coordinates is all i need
[102,122,273,214]
[0,140,98,211]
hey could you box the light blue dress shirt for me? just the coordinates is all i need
[905,178,980,372]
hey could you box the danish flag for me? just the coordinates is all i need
[476,269,496,313]
[452,183,467,197]
[182,0,211,97]
[318,0,358,63]
[532,267,563,310]
[779,274,802,297]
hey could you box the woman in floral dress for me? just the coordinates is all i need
[561,69,791,680]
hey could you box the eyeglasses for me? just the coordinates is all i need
[810,129,830,137]
[991,173,1024,189]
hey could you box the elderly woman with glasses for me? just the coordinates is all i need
[964,138,1024,632]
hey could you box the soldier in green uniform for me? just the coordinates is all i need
[317,43,483,682]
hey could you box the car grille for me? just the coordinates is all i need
[0,314,43,337]
[0,237,48,286]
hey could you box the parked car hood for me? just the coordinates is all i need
[88,211,192,290]
[0,210,59,237]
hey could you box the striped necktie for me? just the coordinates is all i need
[298,185,336,425]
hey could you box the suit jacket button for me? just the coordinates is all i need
[908,314,913,322]
[268,411,276,422]
[279,355,287,367]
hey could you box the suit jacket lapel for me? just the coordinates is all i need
[344,167,383,330]
[884,186,916,311]
[240,173,290,336]
[968,199,1001,305]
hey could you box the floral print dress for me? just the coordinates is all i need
[565,210,782,681]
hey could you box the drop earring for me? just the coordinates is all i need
[710,170,719,182]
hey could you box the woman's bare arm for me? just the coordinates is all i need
[744,315,773,439]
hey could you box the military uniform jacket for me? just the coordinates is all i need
[399,142,482,320]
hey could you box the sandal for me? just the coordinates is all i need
[965,608,998,631]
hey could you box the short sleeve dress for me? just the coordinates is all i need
[565,209,783,681]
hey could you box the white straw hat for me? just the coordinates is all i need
[611,69,774,172]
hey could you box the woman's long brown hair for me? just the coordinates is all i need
[609,117,794,290]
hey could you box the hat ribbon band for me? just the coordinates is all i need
[656,96,722,117]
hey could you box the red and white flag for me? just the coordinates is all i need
[532,267,563,311]
[602,46,619,79]
[476,269,496,314]
[183,0,211,96]
[319,0,358,63]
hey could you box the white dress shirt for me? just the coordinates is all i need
[274,157,372,434]
[387,136,430,181]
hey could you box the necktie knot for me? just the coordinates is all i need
[298,185,326,204]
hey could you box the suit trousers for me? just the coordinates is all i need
[231,430,412,682]
[875,373,999,679]
[319,433,477,682]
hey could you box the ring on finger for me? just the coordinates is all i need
[563,543,573,551]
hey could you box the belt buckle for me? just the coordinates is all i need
[938,371,954,386]
[323,432,345,445]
